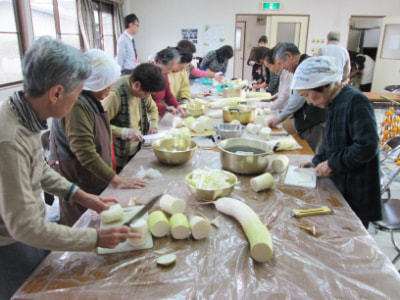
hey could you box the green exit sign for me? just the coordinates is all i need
[263,2,280,9]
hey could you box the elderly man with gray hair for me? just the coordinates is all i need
[318,30,351,84]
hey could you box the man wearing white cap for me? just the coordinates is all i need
[48,49,148,226]
[294,56,381,228]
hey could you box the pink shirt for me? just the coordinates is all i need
[151,75,180,117]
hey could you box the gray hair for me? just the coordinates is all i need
[154,47,180,66]
[327,31,340,41]
[22,36,91,97]
[273,43,300,60]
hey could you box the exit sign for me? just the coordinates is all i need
[263,2,280,9]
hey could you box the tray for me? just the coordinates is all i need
[98,206,153,254]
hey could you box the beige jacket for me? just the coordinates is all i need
[0,101,97,250]
[168,69,191,101]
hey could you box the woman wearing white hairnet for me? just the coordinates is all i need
[295,56,381,228]
[48,49,147,226]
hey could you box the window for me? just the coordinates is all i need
[0,0,23,86]
[93,1,115,57]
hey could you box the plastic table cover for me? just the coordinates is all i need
[13,149,400,299]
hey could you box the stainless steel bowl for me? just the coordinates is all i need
[181,103,206,117]
[216,123,245,140]
[152,138,197,165]
[185,170,237,201]
[217,138,273,174]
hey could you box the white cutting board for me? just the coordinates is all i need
[98,206,153,254]
[284,165,317,188]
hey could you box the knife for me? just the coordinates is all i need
[123,194,163,226]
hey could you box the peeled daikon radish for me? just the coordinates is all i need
[184,116,196,127]
[178,127,191,138]
[101,204,124,224]
[214,197,273,262]
[230,119,241,124]
[190,120,206,133]
[206,110,223,119]
[173,117,184,128]
[246,123,260,135]
[169,213,190,239]
[275,138,295,150]
[160,194,186,215]
[264,107,271,115]
[198,116,216,130]
[147,210,170,237]
[157,253,176,266]
[128,219,147,246]
[259,127,271,140]
[271,155,289,172]
[254,115,265,126]
[189,216,211,240]
[250,172,274,192]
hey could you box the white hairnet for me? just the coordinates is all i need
[290,56,342,90]
[83,49,121,92]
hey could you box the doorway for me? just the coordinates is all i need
[234,14,309,80]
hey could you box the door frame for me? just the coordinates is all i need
[233,21,246,78]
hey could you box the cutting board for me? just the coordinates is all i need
[98,206,153,254]
[284,165,317,188]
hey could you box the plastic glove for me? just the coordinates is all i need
[121,127,143,142]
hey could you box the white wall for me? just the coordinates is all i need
[125,0,400,78]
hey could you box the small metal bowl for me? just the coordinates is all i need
[181,103,206,117]
[185,170,237,201]
[216,123,245,140]
[152,138,197,165]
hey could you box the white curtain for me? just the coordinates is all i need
[113,3,124,45]
[77,0,96,51]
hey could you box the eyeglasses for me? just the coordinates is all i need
[133,23,140,27]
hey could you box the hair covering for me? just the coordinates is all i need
[290,56,342,90]
[83,49,120,92]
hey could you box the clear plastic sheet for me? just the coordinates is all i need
[14,149,400,299]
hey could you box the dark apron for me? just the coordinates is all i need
[50,107,112,226]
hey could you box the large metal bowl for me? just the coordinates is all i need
[181,103,206,117]
[218,138,273,174]
[185,170,237,201]
[222,105,256,124]
[152,138,197,165]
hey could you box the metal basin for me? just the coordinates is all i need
[152,138,197,165]
[181,103,206,117]
[222,86,242,98]
[218,138,273,174]
[222,105,255,124]
[216,123,245,140]
[185,170,237,201]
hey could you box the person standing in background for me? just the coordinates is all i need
[318,31,351,84]
[200,45,233,75]
[116,14,140,75]
[0,37,139,299]
[247,35,268,84]
[48,49,147,227]
[352,53,375,92]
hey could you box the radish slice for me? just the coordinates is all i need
[157,253,176,266]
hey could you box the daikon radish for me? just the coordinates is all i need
[214,197,273,262]
[263,108,271,115]
[184,116,196,127]
[157,253,176,266]
[190,120,206,133]
[178,127,191,138]
[230,119,241,124]
[254,115,265,125]
[101,204,124,224]
[210,216,220,228]
[246,123,259,135]
[259,127,271,140]
[160,194,186,215]
[271,155,289,172]
[128,219,147,246]
[147,210,170,237]
[173,117,184,128]
[206,110,223,119]
[198,116,216,130]
[275,137,295,150]
[250,172,274,192]
[169,213,190,239]
[189,216,211,240]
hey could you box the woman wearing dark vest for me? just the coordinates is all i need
[48,49,147,226]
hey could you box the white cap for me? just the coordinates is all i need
[83,49,121,92]
[290,56,342,90]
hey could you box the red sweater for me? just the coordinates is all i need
[151,75,180,117]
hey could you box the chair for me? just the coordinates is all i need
[373,136,400,272]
